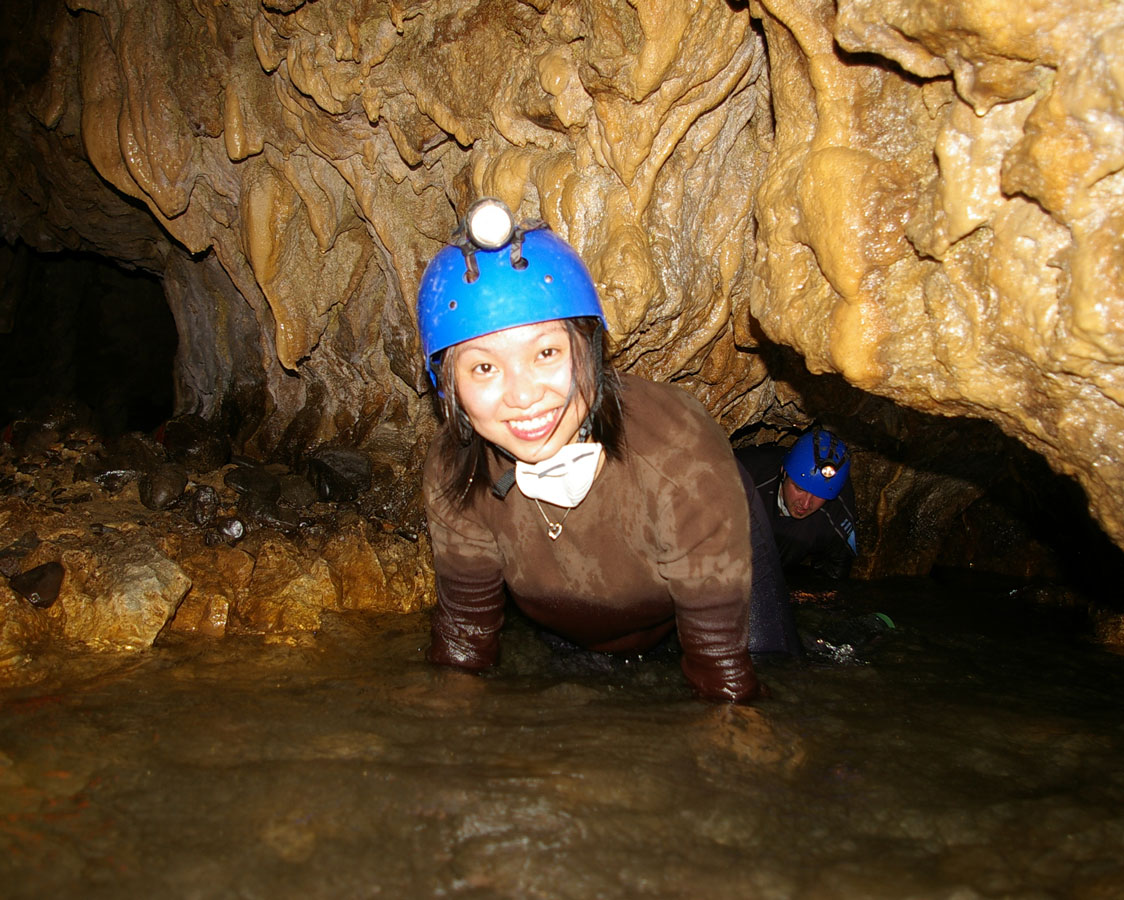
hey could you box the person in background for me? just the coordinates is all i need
[734,428,858,580]
[416,199,801,705]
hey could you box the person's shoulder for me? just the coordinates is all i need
[731,444,779,492]
[621,373,719,418]
[622,374,721,431]
[619,375,733,467]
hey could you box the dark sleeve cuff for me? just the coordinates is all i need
[680,652,761,703]
[427,571,506,671]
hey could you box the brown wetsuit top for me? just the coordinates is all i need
[423,375,759,702]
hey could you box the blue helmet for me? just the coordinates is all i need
[417,223,606,384]
[783,428,851,500]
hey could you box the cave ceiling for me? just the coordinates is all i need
[1,0,1123,550]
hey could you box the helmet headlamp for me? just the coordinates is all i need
[820,464,838,479]
[465,198,516,250]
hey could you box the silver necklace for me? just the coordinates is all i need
[534,499,572,540]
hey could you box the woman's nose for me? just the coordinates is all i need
[503,367,544,409]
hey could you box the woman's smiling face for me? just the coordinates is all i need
[452,319,587,464]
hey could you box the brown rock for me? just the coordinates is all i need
[319,522,435,614]
[167,545,255,638]
[231,538,339,635]
[0,587,54,666]
[9,561,65,609]
[53,539,190,650]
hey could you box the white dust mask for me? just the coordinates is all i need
[515,442,603,508]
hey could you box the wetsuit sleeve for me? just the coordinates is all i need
[423,446,506,671]
[654,414,760,703]
[428,571,506,670]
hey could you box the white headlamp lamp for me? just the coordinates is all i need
[465,198,516,250]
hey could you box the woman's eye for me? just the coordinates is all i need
[472,363,494,375]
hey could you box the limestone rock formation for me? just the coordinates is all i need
[1,0,1123,554]
[752,0,1124,547]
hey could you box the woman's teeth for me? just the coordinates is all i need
[509,411,555,435]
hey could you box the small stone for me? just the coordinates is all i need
[139,463,188,510]
[307,447,372,502]
[279,474,318,509]
[224,464,282,502]
[237,491,306,532]
[90,468,137,493]
[9,561,65,609]
[51,487,93,504]
[205,516,245,546]
[189,484,220,526]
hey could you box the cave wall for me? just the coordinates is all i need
[2,0,1123,551]
[751,0,1124,550]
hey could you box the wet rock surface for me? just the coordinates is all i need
[8,561,64,609]
[0,419,435,670]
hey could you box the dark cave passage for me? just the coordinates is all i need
[0,242,177,438]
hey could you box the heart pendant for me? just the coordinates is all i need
[547,522,563,540]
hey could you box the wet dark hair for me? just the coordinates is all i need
[430,317,624,509]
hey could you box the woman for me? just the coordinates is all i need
[417,200,798,703]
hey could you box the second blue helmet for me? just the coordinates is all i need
[783,428,851,500]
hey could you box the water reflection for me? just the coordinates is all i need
[1,576,1121,899]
